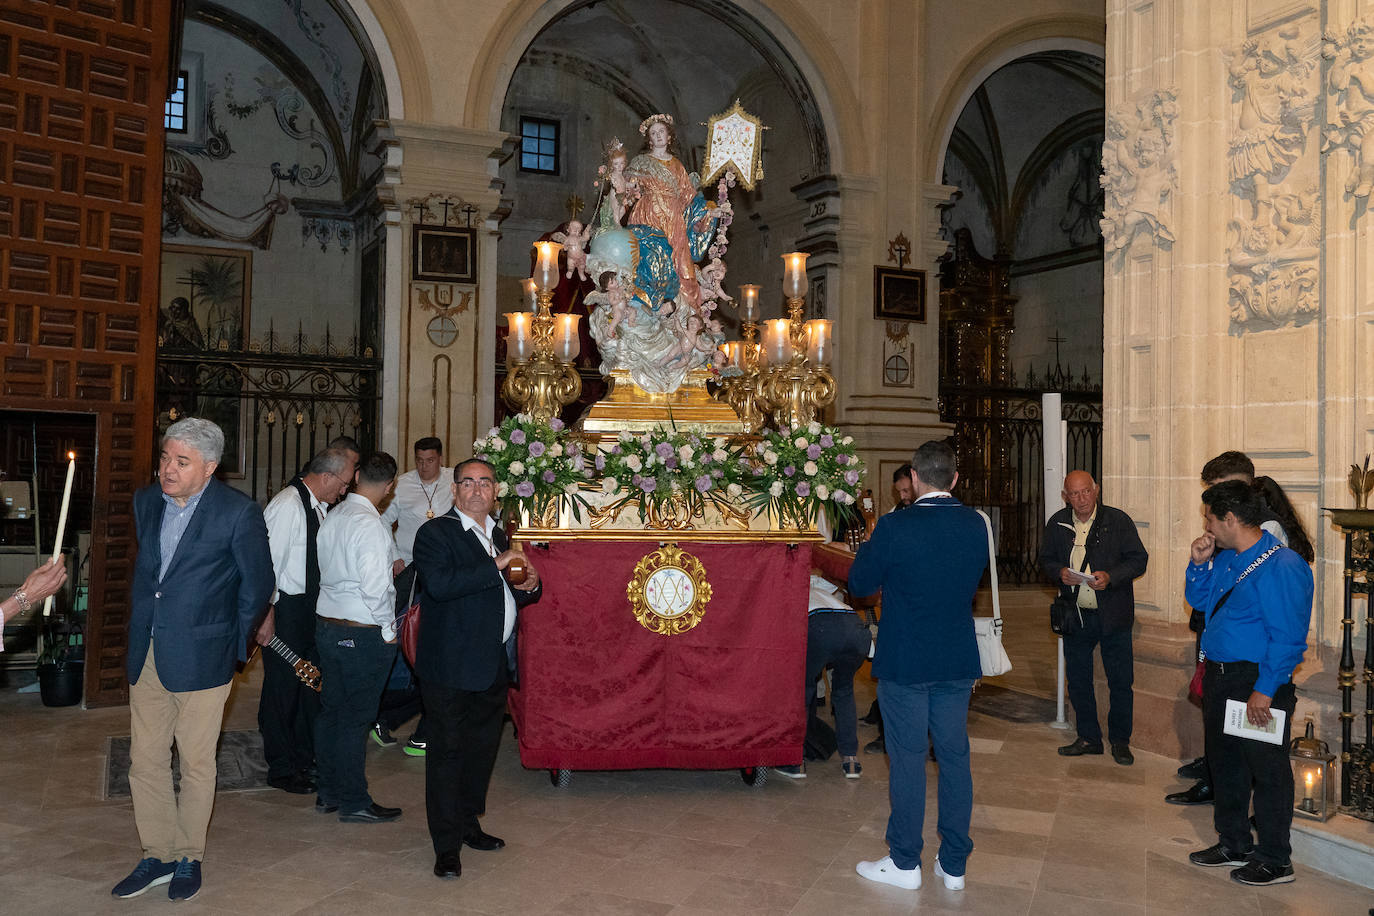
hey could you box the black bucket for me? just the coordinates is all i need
[37,661,84,707]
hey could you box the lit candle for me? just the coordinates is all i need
[554,313,582,362]
[762,318,792,365]
[532,240,563,293]
[738,284,760,324]
[806,319,833,367]
[782,252,809,299]
[43,451,76,617]
[504,312,532,364]
[522,277,539,311]
[1304,770,1313,801]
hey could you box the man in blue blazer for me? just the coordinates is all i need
[412,457,541,880]
[112,418,274,902]
[849,440,988,893]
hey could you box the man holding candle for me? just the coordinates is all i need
[1185,480,1312,886]
[115,418,274,901]
[2,560,68,629]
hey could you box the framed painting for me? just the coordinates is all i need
[873,267,927,323]
[158,244,252,352]
[413,225,477,283]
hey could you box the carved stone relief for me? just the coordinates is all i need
[1099,88,1180,253]
[1227,24,1319,330]
[1323,17,1374,198]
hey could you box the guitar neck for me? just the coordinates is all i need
[269,636,301,667]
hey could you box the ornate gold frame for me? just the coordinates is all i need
[626,544,713,636]
[701,98,766,190]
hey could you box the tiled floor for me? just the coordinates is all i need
[2,589,1371,914]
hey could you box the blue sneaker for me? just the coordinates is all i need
[168,857,202,901]
[111,857,175,898]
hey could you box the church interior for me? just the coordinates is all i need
[1,0,1373,910]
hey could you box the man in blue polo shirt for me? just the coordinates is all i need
[1184,480,1311,887]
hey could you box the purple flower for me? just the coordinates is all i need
[753,465,764,476]
[820,434,834,448]
[655,442,674,459]
[665,457,679,470]
[694,475,711,492]
[712,468,724,479]
[836,454,849,465]
[845,469,860,485]
[543,469,556,483]
[784,465,796,477]
[612,445,622,455]
[515,481,535,498]
[549,417,564,431]
[528,441,546,457]
[795,481,811,497]
[595,453,606,470]
[640,477,657,493]
[806,444,822,460]
[700,452,712,464]
[510,429,527,445]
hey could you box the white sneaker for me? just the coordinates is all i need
[934,857,965,890]
[856,856,921,889]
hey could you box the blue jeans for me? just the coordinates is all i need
[805,612,872,756]
[878,678,976,875]
[315,621,396,813]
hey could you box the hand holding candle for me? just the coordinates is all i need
[43,451,76,617]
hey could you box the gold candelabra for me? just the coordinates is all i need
[501,241,582,423]
[756,253,835,429]
[717,284,767,432]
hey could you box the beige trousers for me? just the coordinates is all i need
[127,643,232,861]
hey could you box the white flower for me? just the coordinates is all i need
[517,412,531,423]
[841,436,853,445]
[509,460,526,475]
[713,448,728,462]
[496,481,510,497]
[490,437,505,451]
[794,436,808,448]
[769,481,784,497]
[618,431,633,443]
[727,482,742,498]
[601,477,618,493]
[626,455,643,472]
[816,484,830,501]
[678,445,695,462]
[474,439,484,451]
[550,443,564,458]
[803,461,818,476]
[807,421,821,435]
[763,449,779,466]
[563,482,580,495]
[488,426,500,437]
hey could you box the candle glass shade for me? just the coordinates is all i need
[532,240,564,292]
[504,312,532,364]
[522,277,539,311]
[738,284,761,323]
[762,318,793,365]
[554,313,582,362]
[782,252,810,299]
[806,319,833,367]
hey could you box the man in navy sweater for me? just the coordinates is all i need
[848,440,988,893]
[1185,480,1311,887]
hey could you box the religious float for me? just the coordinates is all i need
[493,103,862,785]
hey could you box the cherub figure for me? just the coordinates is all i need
[553,220,592,281]
[698,257,732,304]
[1326,18,1374,197]
[662,313,705,368]
[599,271,637,336]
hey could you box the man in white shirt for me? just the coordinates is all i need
[375,436,453,754]
[254,447,352,795]
[314,451,403,823]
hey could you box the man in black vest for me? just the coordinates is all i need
[412,458,541,879]
[255,447,352,794]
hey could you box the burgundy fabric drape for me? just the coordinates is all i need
[509,540,811,770]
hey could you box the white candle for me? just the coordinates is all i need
[43,451,76,617]
[738,284,760,323]
[554,313,581,362]
[504,312,532,364]
[782,252,809,299]
[532,241,563,293]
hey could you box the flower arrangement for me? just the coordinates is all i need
[596,426,743,520]
[741,421,865,527]
[474,414,592,521]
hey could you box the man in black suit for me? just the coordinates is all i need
[114,418,274,902]
[411,458,541,880]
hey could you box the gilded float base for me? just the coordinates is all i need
[515,489,821,543]
[579,369,748,438]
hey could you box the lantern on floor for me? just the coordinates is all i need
[1289,718,1336,821]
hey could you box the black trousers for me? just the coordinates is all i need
[421,665,507,855]
[1202,660,1296,865]
[257,593,320,779]
[1063,609,1133,744]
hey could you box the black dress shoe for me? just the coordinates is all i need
[1057,738,1104,757]
[463,829,506,851]
[1177,756,1207,780]
[1111,743,1134,766]
[1165,781,1214,805]
[267,774,315,795]
[863,736,885,754]
[433,850,461,879]
[339,803,402,823]
[314,796,338,814]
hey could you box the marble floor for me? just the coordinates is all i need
[2,589,1371,915]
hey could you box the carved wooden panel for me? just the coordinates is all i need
[0,0,170,707]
